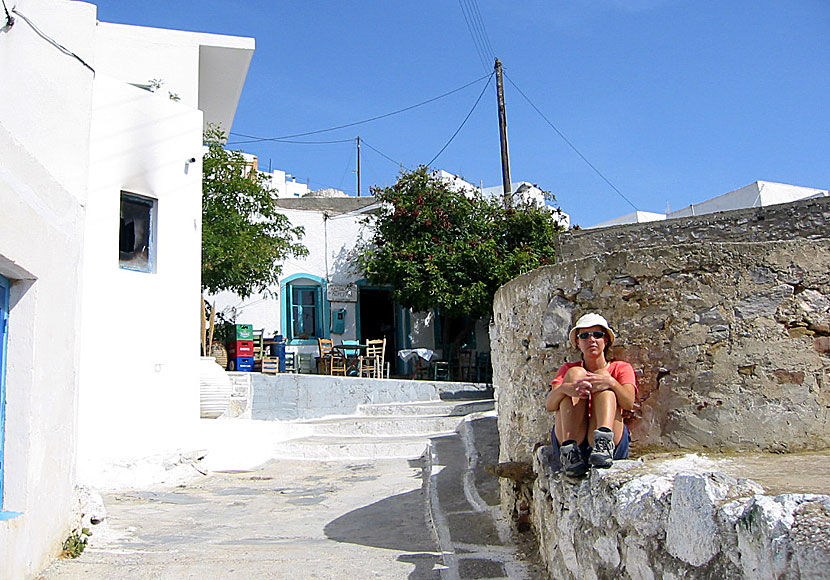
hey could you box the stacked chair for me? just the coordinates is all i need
[359,338,386,378]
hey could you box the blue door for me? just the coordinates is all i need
[0,274,9,506]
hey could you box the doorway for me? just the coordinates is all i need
[358,288,398,376]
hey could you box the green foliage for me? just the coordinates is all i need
[359,166,564,319]
[202,126,307,298]
[60,528,91,559]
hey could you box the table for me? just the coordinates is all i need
[397,348,437,379]
[333,344,367,376]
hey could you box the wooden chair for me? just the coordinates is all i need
[329,353,347,376]
[458,349,474,382]
[318,337,349,376]
[360,338,386,378]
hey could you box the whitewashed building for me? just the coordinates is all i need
[588,181,829,229]
[211,169,566,375]
[0,1,253,577]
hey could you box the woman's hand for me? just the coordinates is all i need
[583,372,616,394]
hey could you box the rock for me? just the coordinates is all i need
[485,461,536,483]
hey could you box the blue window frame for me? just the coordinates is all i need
[290,286,322,339]
[0,274,9,509]
[281,274,327,344]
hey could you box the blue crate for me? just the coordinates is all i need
[230,356,253,372]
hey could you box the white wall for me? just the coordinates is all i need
[76,76,205,482]
[212,206,370,342]
[265,169,312,198]
[0,1,96,577]
[94,22,202,110]
[668,181,829,218]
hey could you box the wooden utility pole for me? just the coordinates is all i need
[495,58,512,206]
[356,136,362,197]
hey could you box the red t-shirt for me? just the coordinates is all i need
[550,360,638,397]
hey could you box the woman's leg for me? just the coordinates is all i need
[587,389,624,446]
[553,366,590,445]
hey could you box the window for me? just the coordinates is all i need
[281,275,327,343]
[119,192,156,272]
[0,274,9,508]
[289,285,323,340]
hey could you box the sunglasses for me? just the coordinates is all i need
[577,331,606,340]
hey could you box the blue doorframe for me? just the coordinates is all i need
[0,274,9,508]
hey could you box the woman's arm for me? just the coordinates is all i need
[583,371,636,410]
[545,378,591,412]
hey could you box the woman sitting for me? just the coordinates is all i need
[545,313,637,477]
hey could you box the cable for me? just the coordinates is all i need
[467,0,496,61]
[504,72,639,212]
[230,74,492,143]
[227,137,354,146]
[2,0,13,28]
[426,73,493,167]
[361,139,410,171]
[11,8,95,76]
[458,0,489,71]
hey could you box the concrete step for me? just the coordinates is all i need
[423,412,536,579]
[296,414,469,436]
[357,398,495,417]
[270,433,448,460]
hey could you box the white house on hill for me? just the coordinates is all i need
[588,181,829,229]
[210,167,539,376]
[0,1,253,577]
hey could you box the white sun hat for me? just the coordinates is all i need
[568,313,616,348]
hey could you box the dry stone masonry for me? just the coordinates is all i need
[490,197,830,579]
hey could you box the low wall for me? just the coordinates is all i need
[531,449,830,580]
[491,198,830,578]
[557,196,830,261]
[492,238,830,461]
[245,373,491,421]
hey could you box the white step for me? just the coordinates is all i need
[296,414,468,436]
[357,398,495,417]
[270,434,445,460]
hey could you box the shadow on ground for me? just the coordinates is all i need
[324,488,442,580]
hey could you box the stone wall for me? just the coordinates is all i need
[557,196,830,262]
[490,198,830,578]
[492,238,830,459]
[530,450,830,580]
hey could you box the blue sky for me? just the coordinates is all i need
[90,0,829,227]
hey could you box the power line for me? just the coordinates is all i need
[504,72,639,212]
[227,137,354,146]
[361,139,410,171]
[458,0,490,71]
[11,8,95,76]
[427,73,493,167]
[230,73,492,143]
[467,0,496,60]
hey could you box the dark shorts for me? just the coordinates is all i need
[550,425,630,468]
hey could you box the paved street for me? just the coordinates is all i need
[39,458,444,580]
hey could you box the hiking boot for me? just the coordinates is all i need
[560,440,588,477]
[589,428,615,468]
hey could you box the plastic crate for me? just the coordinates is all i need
[227,340,254,357]
[230,356,253,372]
[234,324,254,340]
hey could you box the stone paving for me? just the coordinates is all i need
[37,399,539,580]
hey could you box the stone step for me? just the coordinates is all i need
[269,433,448,460]
[296,414,469,436]
[357,398,495,417]
[422,412,536,579]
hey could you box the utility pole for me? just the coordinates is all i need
[495,58,512,207]
[356,136,362,197]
